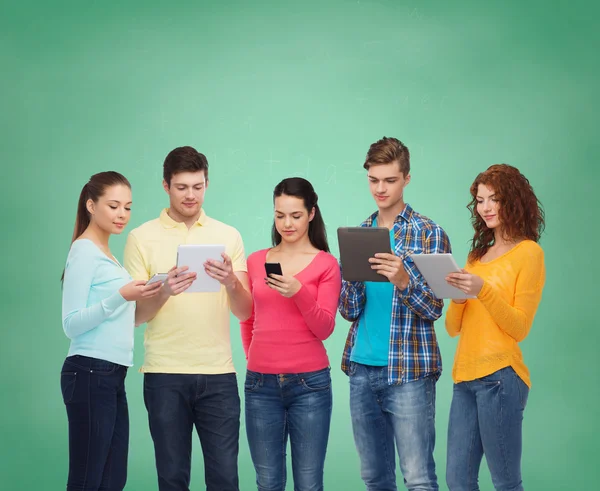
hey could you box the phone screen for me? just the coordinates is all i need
[264,262,283,277]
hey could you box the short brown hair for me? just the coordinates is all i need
[363,137,410,176]
[163,146,209,186]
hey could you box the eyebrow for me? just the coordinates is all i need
[173,182,205,186]
[476,194,496,199]
[368,175,399,180]
[275,210,304,214]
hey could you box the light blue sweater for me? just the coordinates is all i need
[62,239,135,366]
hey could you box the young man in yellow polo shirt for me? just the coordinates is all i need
[124,146,252,491]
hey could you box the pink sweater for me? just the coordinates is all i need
[240,249,342,374]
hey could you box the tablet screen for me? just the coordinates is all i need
[176,244,226,293]
[337,227,392,282]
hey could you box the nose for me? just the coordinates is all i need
[284,216,293,228]
[376,182,386,194]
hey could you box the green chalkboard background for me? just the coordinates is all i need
[2,0,598,489]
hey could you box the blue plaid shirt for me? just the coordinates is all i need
[339,203,451,385]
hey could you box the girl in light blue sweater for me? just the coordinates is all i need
[60,171,161,491]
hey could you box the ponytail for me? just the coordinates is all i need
[72,183,91,244]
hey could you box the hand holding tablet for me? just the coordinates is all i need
[410,254,476,299]
[176,244,227,293]
[444,269,484,299]
[337,227,392,282]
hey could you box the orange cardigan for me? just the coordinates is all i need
[445,240,545,387]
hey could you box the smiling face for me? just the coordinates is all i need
[368,161,411,213]
[476,183,501,230]
[163,171,207,222]
[86,184,132,235]
[274,194,315,245]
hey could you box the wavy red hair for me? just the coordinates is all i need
[467,164,545,262]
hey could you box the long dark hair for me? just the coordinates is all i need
[467,164,544,262]
[271,177,330,252]
[61,171,131,281]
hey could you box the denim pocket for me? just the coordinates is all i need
[514,372,529,410]
[91,361,119,375]
[97,367,126,391]
[60,372,77,404]
[64,356,118,375]
[300,369,331,391]
[479,371,503,386]
[244,371,260,392]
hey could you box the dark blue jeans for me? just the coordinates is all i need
[446,366,530,491]
[244,367,333,491]
[143,372,241,491]
[349,362,438,491]
[60,355,129,491]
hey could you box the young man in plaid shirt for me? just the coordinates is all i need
[339,137,451,491]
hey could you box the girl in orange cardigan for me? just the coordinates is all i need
[444,164,545,491]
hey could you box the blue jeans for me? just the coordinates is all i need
[143,372,241,491]
[349,362,438,491]
[446,366,530,491]
[60,355,129,491]
[244,367,333,491]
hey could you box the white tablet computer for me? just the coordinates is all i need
[176,244,226,293]
[337,227,392,282]
[410,253,476,300]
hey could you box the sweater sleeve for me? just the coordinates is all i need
[239,255,256,358]
[477,245,546,342]
[292,257,342,341]
[445,300,467,337]
[62,243,128,339]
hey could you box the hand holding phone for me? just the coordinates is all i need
[120,279,163,301]
[264,262,302,298]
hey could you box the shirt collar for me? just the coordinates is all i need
[363,203,414,226]
[159,208,208,229]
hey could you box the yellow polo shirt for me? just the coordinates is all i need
[123,208,247,374]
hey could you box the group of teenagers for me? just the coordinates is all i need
[60,137,546,491]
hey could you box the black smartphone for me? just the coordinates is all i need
[265,262,283,277]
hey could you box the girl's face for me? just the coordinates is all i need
[274,194,314,244]
[87,184,132,235]
[476,183,501,230]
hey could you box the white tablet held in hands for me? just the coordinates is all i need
[410,253,476,300]
[176,244,226,293]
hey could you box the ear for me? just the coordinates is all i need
[404,173,411,187]
[308,207,316,222]
[205,178,209,190]
[162,179,170,194]
[86,199,95,215]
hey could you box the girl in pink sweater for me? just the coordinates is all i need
[241,177,341,491]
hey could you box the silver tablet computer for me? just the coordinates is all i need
[410,253,476,299]
[337,227,392,282]
[176,244,226,293]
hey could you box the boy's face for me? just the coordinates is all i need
[163,171,207,220]
[367,161,410,212]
